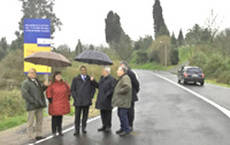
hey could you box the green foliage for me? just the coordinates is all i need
[110,34,133,61]
[0,37,9,60]
[75,39,83,56]
[177,29,185,46]
[0,90,26,121]
[185,24,212,45]
[105,11,133,61]
[134,36,153,50]
[214,28,230,57]
[0,49,25,89]
[9,32,24,50]
[171,32,177,49]
[148,36,172,65]
[18,0,62,36]
[55,44,72,58]
[0,115,27,131]
[178,46,192,63]
[189,51,208,67]
[105,11,123,44]
[170,48,179,65]
[153,0,169,38]
[135,51,148,64]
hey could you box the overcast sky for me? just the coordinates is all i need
[0,0,229,49]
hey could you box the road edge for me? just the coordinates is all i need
[153,72,230,118]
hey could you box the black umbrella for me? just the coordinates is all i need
[74,50,113,65]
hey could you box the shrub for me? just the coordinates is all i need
[0,90,26,120]
[136,51,148,64]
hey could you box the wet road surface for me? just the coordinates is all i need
[36,70,230,145]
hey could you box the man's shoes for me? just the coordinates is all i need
[116,129,123,134]
[59,132,64,136]
[35,136,45,140]
[82,129,87,134]
[73,130,80,136]
[105,127,111,132]
[119,131,130,137]
[98,127,106,132]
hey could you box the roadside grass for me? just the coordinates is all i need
[0,114,27,131]
[206,79,230,88]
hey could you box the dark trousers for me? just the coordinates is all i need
[74,106,89,131]
[51,116,63,134]
[118,108,131,133]
[100,109,112,128]
[128,102,135,127]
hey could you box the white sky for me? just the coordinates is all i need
[0,0,229,50]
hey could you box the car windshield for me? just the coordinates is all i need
[186,68,202,73]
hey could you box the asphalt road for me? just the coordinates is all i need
[35,70,230,145]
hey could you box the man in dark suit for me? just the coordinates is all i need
[91,66,116,132]
[120,61,140,131]
[71,65,96,135]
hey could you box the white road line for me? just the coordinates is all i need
[153,73,230,118]
[30,108,118,145]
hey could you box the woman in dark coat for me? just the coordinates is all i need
[91,66,116,132]
[46,71,71,136]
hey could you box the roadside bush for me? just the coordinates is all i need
[189,51,208,68]
[0,90,25,120]
[136,51,148,64]
[170,48,179,65]
[216,71,230,84]
[0,49,25,89]
[203,54,224,78]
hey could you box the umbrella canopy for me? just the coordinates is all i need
[75,50,113,65]
[24,51,72,67]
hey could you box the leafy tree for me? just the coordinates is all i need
[171,32,177,48]
[148,35,171,66]
[214,28,230,57]
[18,0,62,36]
[177,29,185,46]
[105,11,133,61]
[153,0,169,38]
[12,0,62,50]
[75,39,83,55]
[105,11,123,44]
[0,37,8,60]
[110,34,133,61]
[134,36,153,50]
[170,48,179,65]
[89,44,95,50]
[185,24,212,45]
[55,44,71,58]
[136,51,148,64]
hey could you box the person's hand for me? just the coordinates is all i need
[90,77,94,81]
[43,80,50,86]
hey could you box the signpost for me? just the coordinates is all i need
[23,18,51,74]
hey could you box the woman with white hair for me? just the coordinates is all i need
[91,66,116,132]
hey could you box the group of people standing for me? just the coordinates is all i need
[21,61,140,143]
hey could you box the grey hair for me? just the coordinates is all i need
[118,66,128,73]
[104,66,111,74]
[120,61,130,69]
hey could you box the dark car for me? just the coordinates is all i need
[177,66,205,86]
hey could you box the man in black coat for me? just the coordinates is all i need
[91,66,116,132]
[71,65,96,135]
[120,61,140,131]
